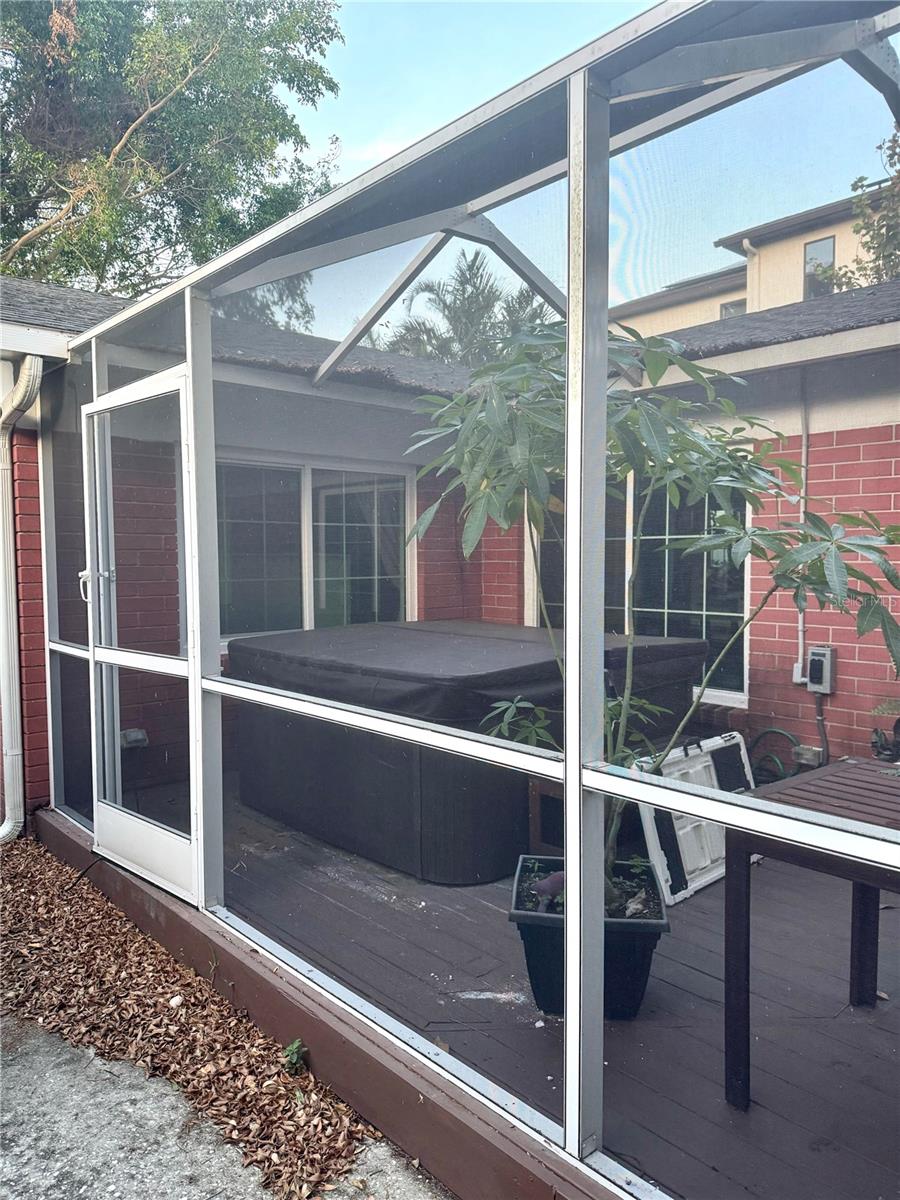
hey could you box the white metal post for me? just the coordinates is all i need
[563,68,610,1160]
[185,287,224,908]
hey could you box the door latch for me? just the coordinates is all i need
[78,569,91,603]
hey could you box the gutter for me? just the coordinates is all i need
[1,354,43,843]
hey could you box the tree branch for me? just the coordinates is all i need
[105,38,222,167]
[1,37,222,268]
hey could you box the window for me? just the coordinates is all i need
[803,235,835,299]
[311,470,406,627]
[539,482,747,694]
[618,486,746,694]
[719,298,747,319]
[217,463,303,636]
[217,462,407,636]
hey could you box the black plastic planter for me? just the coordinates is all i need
[509,855,670,1020]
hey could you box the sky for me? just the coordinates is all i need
[284,2,897,335]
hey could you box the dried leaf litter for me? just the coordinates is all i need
[1,839,373,1199]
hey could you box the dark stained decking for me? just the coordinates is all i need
[223,801,899,1200]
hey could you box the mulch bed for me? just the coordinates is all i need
[1,838,373,1199]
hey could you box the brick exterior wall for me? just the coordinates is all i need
[109,433,187,789]
[111,435,182,657]
[12,429,49,813]
[740,423,900,760]
[415,473,524,624]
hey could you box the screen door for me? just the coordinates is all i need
[83,369,197,901]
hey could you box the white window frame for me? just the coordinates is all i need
[526,476,750,708]
[214,450,417,649]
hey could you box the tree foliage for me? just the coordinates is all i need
[824,126,900,290]
[371,248,553,368]
[1,0,342,295]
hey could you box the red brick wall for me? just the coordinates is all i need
[109,433,187,788]
[12,429,49,813]
[743,423,900,760]
[111,435,182,657]
[415,474,525,624]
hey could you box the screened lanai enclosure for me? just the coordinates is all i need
[38,4,900,1198]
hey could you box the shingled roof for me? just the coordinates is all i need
[4,275,898,394]
[0,276,129,335]
[210,316,470,397]
[666,279,900,361]
[0,276,469,396]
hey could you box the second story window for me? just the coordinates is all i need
[719,298,747,319]
[803,235,835,299]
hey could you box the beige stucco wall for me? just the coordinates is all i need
[746,216,860,311]
[616,213,865,337]
[615,287,747,337]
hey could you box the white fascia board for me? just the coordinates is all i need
[653,321,900,386]
[0,322,70,360]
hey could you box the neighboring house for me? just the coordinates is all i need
[609,189,880,335]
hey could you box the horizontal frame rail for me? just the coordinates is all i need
[584,765,900,868]
[201,675,564,780]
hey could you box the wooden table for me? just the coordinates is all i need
[724,758,900,1110]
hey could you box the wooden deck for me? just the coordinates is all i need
[223,800,898,1200]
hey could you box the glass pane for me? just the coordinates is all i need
[102,393,185,656]
[206,178,568,756]
[98,293,186,390]
[599,53,899,796]
[804,236,836,300]
[104,668,190,835]
[50,652,93,825]
[597,792,899,1200]
[221,696,564,1125]
[217,463,302,636]
[311,469,403,627]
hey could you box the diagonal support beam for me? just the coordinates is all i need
[608,19,898,102]
[843,37,900,124]
[451,215,567,317]
[211,207,466,300]
[607,63,808,154]
[313,232,452,385]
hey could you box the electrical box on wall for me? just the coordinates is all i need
[806,645,836,694]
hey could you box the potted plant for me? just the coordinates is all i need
[408,320,900,1018]
[509,852,670,1019]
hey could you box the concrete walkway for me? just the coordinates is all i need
[0,1017,452,1200]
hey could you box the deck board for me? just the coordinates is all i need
[224,801,898,1200]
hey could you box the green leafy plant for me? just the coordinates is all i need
[407,320,900,905]
[367,247,552,368]
[283,1037,308,1074]
[819,126,900,291]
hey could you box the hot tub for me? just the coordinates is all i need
[227,621,706,884]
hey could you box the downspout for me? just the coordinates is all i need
[0,355,43,843]
[741,238,759,311]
